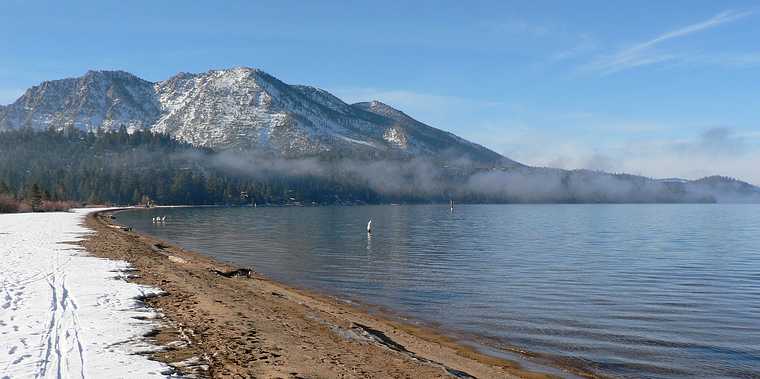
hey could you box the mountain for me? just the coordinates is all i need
[1,67,758,203]
[0,70,160,132]
[687,176,760,203]
[0,68,517,166]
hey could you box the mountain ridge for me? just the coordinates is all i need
[0,67,517,166]
[1,68,758,201]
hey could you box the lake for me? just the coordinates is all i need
[118,204,760,378]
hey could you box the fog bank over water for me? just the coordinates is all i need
[202,150,760,203]
[496,127,760,187]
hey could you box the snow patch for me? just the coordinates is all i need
[0,209,171,378]
[337,135,377,148]
[383,127,408,148]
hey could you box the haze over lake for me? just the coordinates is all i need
[120,204,760,379]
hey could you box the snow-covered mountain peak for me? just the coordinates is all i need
[205,67,266,84]
[82,69,146,81]
[368,100,396,111]
[0,69,159,132]
[0,68,512,164]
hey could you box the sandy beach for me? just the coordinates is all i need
[84,208,598,379]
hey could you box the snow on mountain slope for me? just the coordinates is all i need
[0,67,510,164]
[0,70,159,133]
[152,68,315,154]
[351,100,515,165]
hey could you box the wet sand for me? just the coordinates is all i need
[84,209,597,379]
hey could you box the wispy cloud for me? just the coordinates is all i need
[583,9,752,74]
[551,33,597,61]
[503,126,760,185]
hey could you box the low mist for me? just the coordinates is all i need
[188,150,759,204]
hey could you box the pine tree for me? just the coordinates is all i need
[30,183,43,211]
[132,189,142,205]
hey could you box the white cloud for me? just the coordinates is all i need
[639,10,750,46]
[504,127,760,186]
[584,9,752,74]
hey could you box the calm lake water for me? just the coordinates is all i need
[119,204,760,379]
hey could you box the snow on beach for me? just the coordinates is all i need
[0,209,170,378]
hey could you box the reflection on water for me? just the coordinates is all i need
[119,204,760,379]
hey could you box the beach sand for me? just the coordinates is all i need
[85,209,588,379]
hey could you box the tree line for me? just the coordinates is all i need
[0,126,405,210]
[3,126,733,212]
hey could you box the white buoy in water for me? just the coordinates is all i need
[367,219,372,234]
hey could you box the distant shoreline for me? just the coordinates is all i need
[92,207,601,378]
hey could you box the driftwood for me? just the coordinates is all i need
[150,243,169,253]
[108,224,132,232]
[211,267,255,279]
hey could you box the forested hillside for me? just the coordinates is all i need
[0,127,391,207]
[2,127,759,210]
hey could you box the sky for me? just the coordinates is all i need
[1,0,759,184]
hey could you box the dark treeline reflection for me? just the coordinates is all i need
[0,127,757,205]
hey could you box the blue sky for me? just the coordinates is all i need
[2,1,759,184]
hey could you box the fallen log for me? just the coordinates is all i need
[210,267,254,279]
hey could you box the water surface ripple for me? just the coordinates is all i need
[119,204,760,378]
